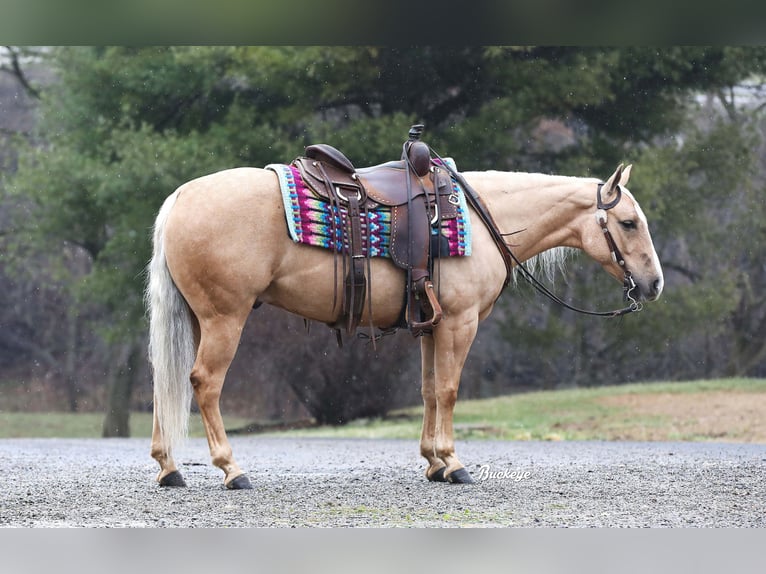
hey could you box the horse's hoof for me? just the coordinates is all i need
[447,468,474,484]
[226,474,253,490]
[159,470,187,487]
[427,467,448,482]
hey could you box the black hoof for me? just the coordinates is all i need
[427,467,448,482]
[447,467,474,484]
[226,474,253,490]
[159,470,187,487]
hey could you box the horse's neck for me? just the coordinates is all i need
[464,170,596,262]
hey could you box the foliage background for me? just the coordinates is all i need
[2,46,766,434]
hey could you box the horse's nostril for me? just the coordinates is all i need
[651,278,662,297]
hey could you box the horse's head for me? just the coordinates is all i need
[581,164,664,303]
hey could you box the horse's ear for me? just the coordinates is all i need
[619,164,632,186]
[603,164,624,195]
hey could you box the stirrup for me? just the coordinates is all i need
[409,280,443,332]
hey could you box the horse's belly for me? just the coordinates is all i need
[259,244,407,327]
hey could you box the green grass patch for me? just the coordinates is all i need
[1,378,764,440]
[270,377,766,442]
[0,411,252,439]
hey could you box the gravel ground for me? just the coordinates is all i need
[1,437,765,527]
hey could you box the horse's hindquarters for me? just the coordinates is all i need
[163,168,288,317]
[163,167,408,329]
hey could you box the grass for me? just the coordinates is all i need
[0,377,764,440]
[268,377,766,442]
[0,411,253,439]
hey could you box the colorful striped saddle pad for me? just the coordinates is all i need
[266,158,472,259]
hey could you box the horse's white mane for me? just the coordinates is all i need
[514,247,577,285]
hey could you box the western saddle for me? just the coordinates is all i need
[292,125,458,338]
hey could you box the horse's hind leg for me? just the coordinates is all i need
[191,313,252,489]
[151,405,187,486]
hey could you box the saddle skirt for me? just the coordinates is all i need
[266,159,472,260]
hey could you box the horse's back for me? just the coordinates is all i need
[172,167,280,220]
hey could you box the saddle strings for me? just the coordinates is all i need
[318,158,381,345]
[316,162,343,322]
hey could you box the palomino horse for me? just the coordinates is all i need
[146,162,663,489]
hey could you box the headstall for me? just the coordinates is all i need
[596,183,642,312]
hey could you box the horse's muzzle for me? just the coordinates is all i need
[623,272,664,305]
[647,277,664,301]
[633,275,663,302]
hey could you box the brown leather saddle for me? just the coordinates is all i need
[291,125,457,338]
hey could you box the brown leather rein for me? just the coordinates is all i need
[434,154,642,318]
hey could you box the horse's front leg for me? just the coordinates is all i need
[431,311,479,484]
[419,334,447,481]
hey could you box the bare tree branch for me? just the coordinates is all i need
[1,46,41,99]
[714,87,739,122]
[660,261,702,282]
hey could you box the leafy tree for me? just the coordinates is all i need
[499,49,766,388]
[5,46,766,433]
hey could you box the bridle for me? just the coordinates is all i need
[596,183,643,315]
[435,154,643,318]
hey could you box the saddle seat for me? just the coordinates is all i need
[299,143,457,211]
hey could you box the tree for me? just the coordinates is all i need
[5,46,766,433]
[498,48,766,387]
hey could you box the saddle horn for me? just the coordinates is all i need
[404,124,431,177]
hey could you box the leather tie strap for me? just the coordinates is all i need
[315,161,368,334]
[345,191,367,334]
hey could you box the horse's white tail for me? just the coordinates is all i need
[146,190,195,455]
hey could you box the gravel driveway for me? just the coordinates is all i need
[1,437,764,527]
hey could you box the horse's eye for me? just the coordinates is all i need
[620,220,637,230]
